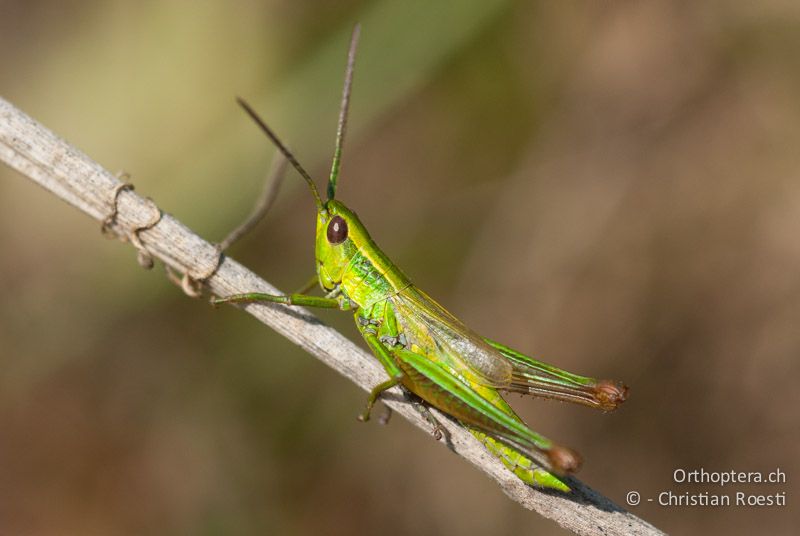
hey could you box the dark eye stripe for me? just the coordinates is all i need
[327,215,348,244]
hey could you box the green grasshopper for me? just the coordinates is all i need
[213,25,627,492]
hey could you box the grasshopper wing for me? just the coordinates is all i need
[381,287,585,474]
[484,338,628,411]
[388,286,514,387]
[388,287,628,411]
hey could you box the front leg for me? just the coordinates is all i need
[212,292,342,309]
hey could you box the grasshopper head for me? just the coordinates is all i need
[237,25,364,294]
[315,200,368,291]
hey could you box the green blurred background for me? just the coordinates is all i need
[1,1,798,534]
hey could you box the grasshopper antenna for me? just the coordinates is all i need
[327,23,361,201]
[236,97,325,211]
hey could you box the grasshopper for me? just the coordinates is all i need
[213,25,628,491]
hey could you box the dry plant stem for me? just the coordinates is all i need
[0,96,664,536]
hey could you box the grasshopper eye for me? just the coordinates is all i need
[327,215,348,244]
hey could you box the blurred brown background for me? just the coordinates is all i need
[1,1,798,534]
